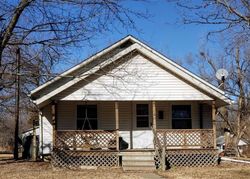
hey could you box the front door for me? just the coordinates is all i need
[132,103,153,148]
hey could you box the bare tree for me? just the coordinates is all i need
[189,40,250,156]
[168,0,250,156]
[0,0,146,112]
[0,0,146,158]
[167,0,249,38]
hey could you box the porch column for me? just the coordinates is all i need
[212,101,216,149]
[39,111,43,158]
[152,101,156,130]
[51,101,57,150]
[115,102,119,151]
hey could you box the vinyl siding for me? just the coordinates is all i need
[57,101,75,130]
[98,102,115,130]
[156,102,170,129]
[202,103,212,129]
[40,104,53,155]
[55,101,205,131]
[58,54,213,101]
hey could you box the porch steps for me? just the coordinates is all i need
[121,151,156,171]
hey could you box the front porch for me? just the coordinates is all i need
[42,100,218,168]
[51,129,217,168]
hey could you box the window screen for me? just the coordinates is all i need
[172,105,191,129]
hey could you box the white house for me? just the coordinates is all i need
[30,35,230,169]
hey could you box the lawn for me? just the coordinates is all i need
[0,156,250,179]
[157,162,250,179]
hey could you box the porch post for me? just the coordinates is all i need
[115,102,119,151]
[152,101,156,130]
[51,101,57,151]
[212,101,216,149]
[39,111,43,158]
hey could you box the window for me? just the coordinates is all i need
[136,104,149,128]
[77,105,97,130]
[172,105,191,129]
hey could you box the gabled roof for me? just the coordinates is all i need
[30,35,231,107]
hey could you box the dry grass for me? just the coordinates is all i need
[0,158,250,179]
[0,160,148,179]
[157,162,250,179]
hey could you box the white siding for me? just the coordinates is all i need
[59,54,212,101]
[133,130,153,148]
[40,104,53,155]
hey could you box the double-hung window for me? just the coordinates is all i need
[172,105,191,129]
[136,104,149,128]
[77,105,97,130]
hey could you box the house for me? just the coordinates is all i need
[22,127,39,139]
[21,127,39,159]
[217,135,248,154]
[30,35,230,169]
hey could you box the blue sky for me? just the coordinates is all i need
[56,1,221,74]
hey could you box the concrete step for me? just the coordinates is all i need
[121,151,155,156]
[123,166,156,171]
[121,151,156,171]
[122,160,155,166]
[123,155,154,160]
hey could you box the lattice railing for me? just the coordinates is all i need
[52,150,119,167]
[165,149,218,167]
[55,130,118,151]
[156,129,214,149]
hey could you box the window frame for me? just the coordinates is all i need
[76,105,98,130]
[135,103,150,128]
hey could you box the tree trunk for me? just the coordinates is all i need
[0,0,32,66]
[235,47,245,157]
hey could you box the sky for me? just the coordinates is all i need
[56,1,221,74]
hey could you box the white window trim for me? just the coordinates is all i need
[75,103,99,130]
[133,102,151,130]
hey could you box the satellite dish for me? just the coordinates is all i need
[216,68,228,82]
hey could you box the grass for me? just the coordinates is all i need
[0,154,250,179]
[157,162,250,179]
[0,161,147,179]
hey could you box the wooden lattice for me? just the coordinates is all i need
[52,149,119,167]
[156,129,214,148]
[165,149,218,167]
[55,130,118,150]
